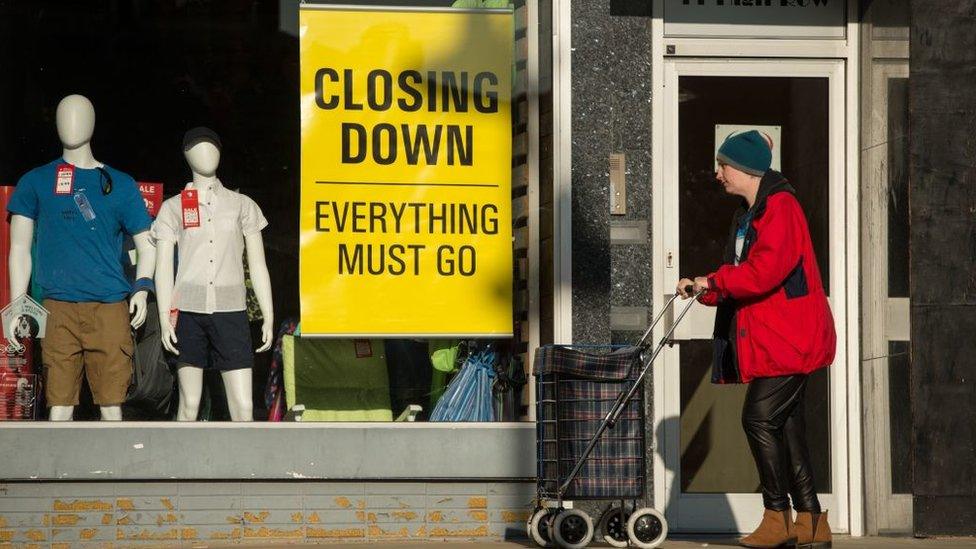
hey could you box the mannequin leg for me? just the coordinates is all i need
[49,405,74,421]
[99,405,123,421]
[221,369,253,422]
[177,367,205,421]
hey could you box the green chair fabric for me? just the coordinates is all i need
[283,335,393,422]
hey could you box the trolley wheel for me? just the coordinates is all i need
[528,507,556,547]
[552,508,594,549]
[598,505,632,547]
[626,507,668,549]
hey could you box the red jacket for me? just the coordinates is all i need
[699,172,836,383]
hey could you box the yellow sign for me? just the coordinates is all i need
[299,6,514,337]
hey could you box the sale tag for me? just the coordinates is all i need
[181,189,200,228]
[54,164,74,195]
[354,339,373,358]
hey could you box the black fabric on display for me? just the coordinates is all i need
[124,300,176,419]
[384,339,433,420]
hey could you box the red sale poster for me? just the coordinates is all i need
[0,186,11,309]
[0,186,37,420]
[138,182,164,218]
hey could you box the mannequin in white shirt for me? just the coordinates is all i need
[155,135,273,421]
[8,94,155,422]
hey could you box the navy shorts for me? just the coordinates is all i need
[175,311,253,371]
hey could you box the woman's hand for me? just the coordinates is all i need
[693,276,711,294]
[678,277,711,299]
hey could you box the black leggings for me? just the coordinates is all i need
[742,374,822,513]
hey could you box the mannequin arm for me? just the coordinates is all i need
[7,216,34,344]
[133,231,156,282]
[154,239,179,354]
[128,231,156,329]
[245,232,274,352]
[8,215,34,299]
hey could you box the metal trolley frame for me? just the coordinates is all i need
[528,289,702,549]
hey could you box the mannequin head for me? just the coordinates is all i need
[182,127,222,177]
[56,95,96,149]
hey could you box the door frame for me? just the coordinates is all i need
[859,43,912,534]
[650,56,861,534]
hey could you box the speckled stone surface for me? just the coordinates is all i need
[570,0,655,512]
[571,1,654,348]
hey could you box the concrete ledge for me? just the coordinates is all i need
[0,423,536,481]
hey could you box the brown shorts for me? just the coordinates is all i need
[42,299,134,406]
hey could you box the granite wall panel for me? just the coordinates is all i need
[570,0,655,520]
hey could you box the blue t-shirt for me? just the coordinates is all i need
[8,159,153,303]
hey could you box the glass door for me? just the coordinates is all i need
[656,58,849,533]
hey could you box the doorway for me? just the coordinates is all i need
[653,58,850,533]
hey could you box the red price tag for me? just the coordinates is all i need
[181,189,200,228]
[54,164,74,195]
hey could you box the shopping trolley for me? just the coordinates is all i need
[528,287,702,548]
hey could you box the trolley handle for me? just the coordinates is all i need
[560,286,704,498]
[635,285,703,349]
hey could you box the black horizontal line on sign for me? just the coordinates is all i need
[316,181,499,188]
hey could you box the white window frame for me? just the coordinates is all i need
[552,0,574,347]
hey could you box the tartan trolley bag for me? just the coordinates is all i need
[527,290,702,549]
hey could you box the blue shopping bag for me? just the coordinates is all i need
[429,348,496,422]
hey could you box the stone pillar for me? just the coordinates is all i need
[570,0,655,518]
[909,0,976,537]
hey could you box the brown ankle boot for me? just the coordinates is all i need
[740,509,797,548]
[794,511,832,548]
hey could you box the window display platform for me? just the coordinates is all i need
[0,422,534,481]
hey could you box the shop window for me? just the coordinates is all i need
[0,0,538,424]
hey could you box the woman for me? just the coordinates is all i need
[678,130,836,549]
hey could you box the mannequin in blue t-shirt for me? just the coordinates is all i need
[7,95,156,422]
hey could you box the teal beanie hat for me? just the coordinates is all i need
[716,130,772,176]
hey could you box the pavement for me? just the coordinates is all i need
[230,536,976,548]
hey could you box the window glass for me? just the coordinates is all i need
[886,76,910,298]
[887,340,911,494]
[0,0,532,423]
[677,75,832,494]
